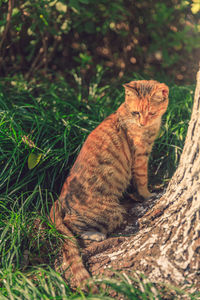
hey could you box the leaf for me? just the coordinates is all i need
[69,0,80,11]
[191,1,200,14]
[56,2,67,13]
[28,153,42,170]
[40,15,48,26]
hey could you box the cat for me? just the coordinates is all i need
[50,80,169,288]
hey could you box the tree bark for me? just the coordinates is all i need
[81,68,200,292]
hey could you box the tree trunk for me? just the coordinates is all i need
[81,69,200,291]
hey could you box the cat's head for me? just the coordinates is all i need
[123,80,169,127]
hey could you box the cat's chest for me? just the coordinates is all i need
[127,124,159,149]
[143,127,158,144]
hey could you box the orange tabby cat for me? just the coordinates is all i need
[50,80,169,288]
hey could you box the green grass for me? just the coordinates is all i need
[1,268,199,299]
[0,70,196,299]
[149,83,194,186]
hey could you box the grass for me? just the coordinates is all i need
[0,69,196,299]
[149,83,194,186]
[1,268,199,299]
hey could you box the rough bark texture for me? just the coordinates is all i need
[80,69,200,292]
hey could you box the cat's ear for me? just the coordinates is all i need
[123,82,138,97]
[152,83,169,102]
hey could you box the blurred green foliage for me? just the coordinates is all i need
[0,0,199,83]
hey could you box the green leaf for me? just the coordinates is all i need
[69,0,80,11]
[191,0,200,14]
[28,153,42,170]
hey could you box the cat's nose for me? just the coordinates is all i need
[139,118,147,126]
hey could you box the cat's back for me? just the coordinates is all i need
[74,111,131,174]
[78,112,122,155]
[60,111,132,205]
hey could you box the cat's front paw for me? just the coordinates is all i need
[140,191,156,200]
[145,192,157,200]
[81,231,106,241]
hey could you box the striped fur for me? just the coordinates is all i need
[50,80,169,288]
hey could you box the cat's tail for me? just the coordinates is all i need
[50,200,91,289]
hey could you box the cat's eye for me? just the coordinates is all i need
[132,111,140,116]
[149,112,156,116]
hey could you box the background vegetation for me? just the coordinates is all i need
[0,0,200,298]
[0,0,200,83]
